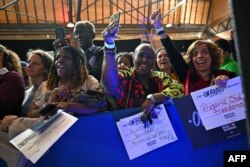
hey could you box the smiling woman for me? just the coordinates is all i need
[150,9,237,95]
[27,46,107,118]
[155,47,179,82]
[101,18,184,118]
[172,40,236,95]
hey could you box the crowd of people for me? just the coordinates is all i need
[0,9,239,167]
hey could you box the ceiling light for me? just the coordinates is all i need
[67,22,75,28]
[165,23,173,28]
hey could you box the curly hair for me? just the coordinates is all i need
[0,44,22,74]
[185,40,223,69]
[46,46,89,90]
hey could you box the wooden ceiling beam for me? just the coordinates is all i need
[0,0,18,10]
[0,23,206,40]
[124,0,147,19]
[94,0,162,23]
[76,0,82,21]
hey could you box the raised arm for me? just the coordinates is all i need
[101,13,120,96]
[150,9,189,82]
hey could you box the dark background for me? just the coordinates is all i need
[0,39,194,61]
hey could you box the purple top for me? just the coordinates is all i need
[0,71,25,119]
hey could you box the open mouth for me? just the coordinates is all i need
[160,60,168,64]
[57,65,65,73]
[196,59,206,67]
[139,64,147,70]
[58,65,65,69]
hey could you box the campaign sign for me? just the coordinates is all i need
[190,76,246,130]
[116,104,177,160]
[174,95,247,148]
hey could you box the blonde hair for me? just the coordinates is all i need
[0,44,22,74]
[27,49,53,81]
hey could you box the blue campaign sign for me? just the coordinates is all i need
[33,101,249,167]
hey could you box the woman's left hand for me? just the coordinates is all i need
[213,75,229,88]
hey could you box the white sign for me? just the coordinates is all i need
[10,111,78,163]
[116,104,177,160]
[190,76,246,130]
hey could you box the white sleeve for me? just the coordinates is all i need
[33,82,52,108]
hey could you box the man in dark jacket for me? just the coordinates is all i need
[73,21,103,81]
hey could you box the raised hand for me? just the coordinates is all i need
[150,9,163,29]
[53,38,69,51]
[102,11,121,44]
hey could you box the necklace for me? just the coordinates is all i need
[209,74,214,86]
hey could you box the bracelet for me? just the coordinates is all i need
[104,47,116,55]
[157,30,165,35]
[104,42,115,49]
[146,94,156,103]
[156,26,164,33]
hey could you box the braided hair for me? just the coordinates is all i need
[46,46,89,90]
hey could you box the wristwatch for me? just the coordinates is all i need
[146,94,156,103]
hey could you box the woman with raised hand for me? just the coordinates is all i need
[150,9,236,95]
[101,13,184,116]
